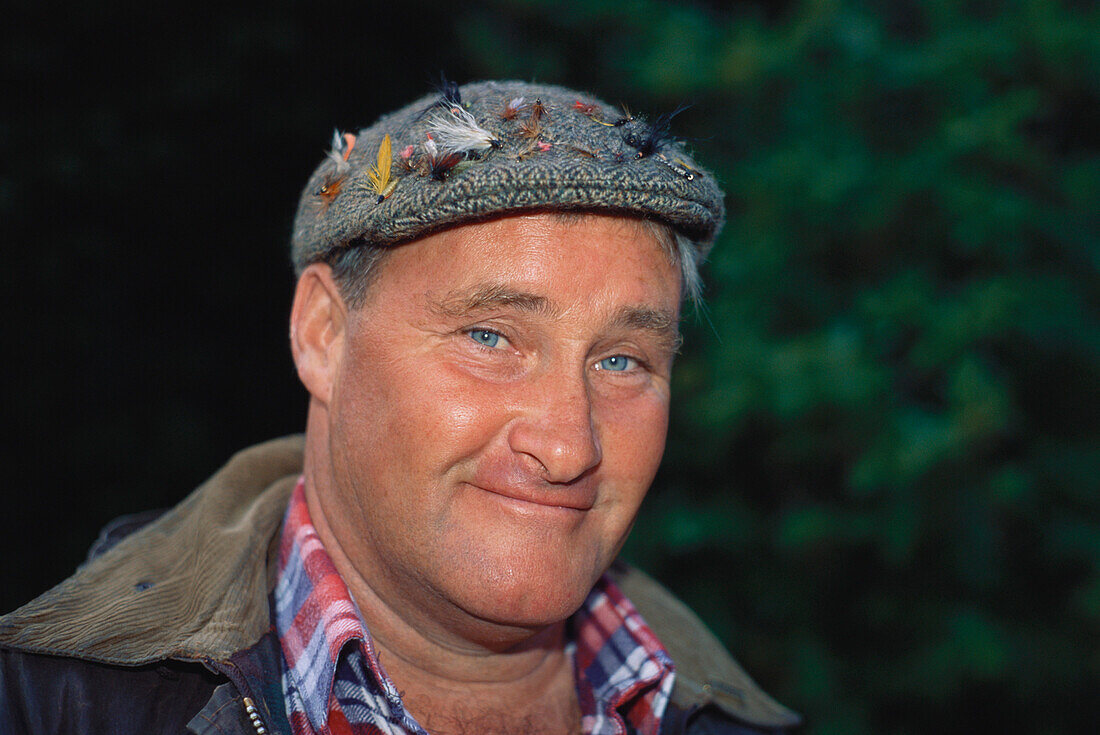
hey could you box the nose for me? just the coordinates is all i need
[508,369,603,484]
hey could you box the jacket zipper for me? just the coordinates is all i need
[242,697,269,735]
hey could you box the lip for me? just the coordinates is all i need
[468,482,596,512]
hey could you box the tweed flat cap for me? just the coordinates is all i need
[291,80,724,273]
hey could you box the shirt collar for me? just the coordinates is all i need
[274,478,373,730]
[573,575,677,734]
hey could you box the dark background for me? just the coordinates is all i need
[3,1,1098,733]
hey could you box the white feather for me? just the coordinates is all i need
[428,108,500,155]
[325,129,352,175]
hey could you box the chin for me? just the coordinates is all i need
[464,589,589,631]
[450,554,603,630]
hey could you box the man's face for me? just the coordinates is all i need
[320,213,682,630]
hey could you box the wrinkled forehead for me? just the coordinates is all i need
[324,210,691,310]
[360,213,684,317]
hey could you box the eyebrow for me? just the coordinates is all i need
[609,305,684,353]
[429,283,558,318]
[428,283,682,352]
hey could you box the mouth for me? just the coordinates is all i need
[468,482,596,513]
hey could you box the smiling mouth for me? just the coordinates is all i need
[470,483,595,512]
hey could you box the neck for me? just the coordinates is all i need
[368,615,580,735]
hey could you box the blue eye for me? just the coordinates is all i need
[468,329,501,348]
[597,355,634,372]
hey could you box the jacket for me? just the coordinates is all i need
[0,436,801,734]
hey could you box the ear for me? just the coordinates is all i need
[290,263,348,407]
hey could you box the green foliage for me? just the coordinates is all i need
[467,1,1099,732]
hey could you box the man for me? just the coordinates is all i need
[0,81,799,734]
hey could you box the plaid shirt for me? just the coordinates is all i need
[275,479,676,735]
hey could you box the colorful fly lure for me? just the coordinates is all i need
[367,134,398,203]
[316,130,356,202]
[499,96,527,120]
[421,134,464,181]
[575,100,615,127]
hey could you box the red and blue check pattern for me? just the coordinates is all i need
[275,479,676,735]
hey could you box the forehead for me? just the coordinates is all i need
[372,213,683,316]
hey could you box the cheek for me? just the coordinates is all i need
[336,337,512,481]
[598,394,670,497]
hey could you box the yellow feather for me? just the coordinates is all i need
[368,134,392,197]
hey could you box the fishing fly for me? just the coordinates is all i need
[613,104,636,126]
[367,134,398,203]
[499,96,527,120]
[398,144,416,172]
[518,98,548,140]
[421,134,464,181]
[567,145,600,158]
[514,139,553,160]
[428,107,502,155]
[655,152,697,180]
[574,100,616,127]
[316,130,356,202]
[622,104,689,159]
[519,117,542,140]
[574,100,599,116]
[530,98,546,124]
